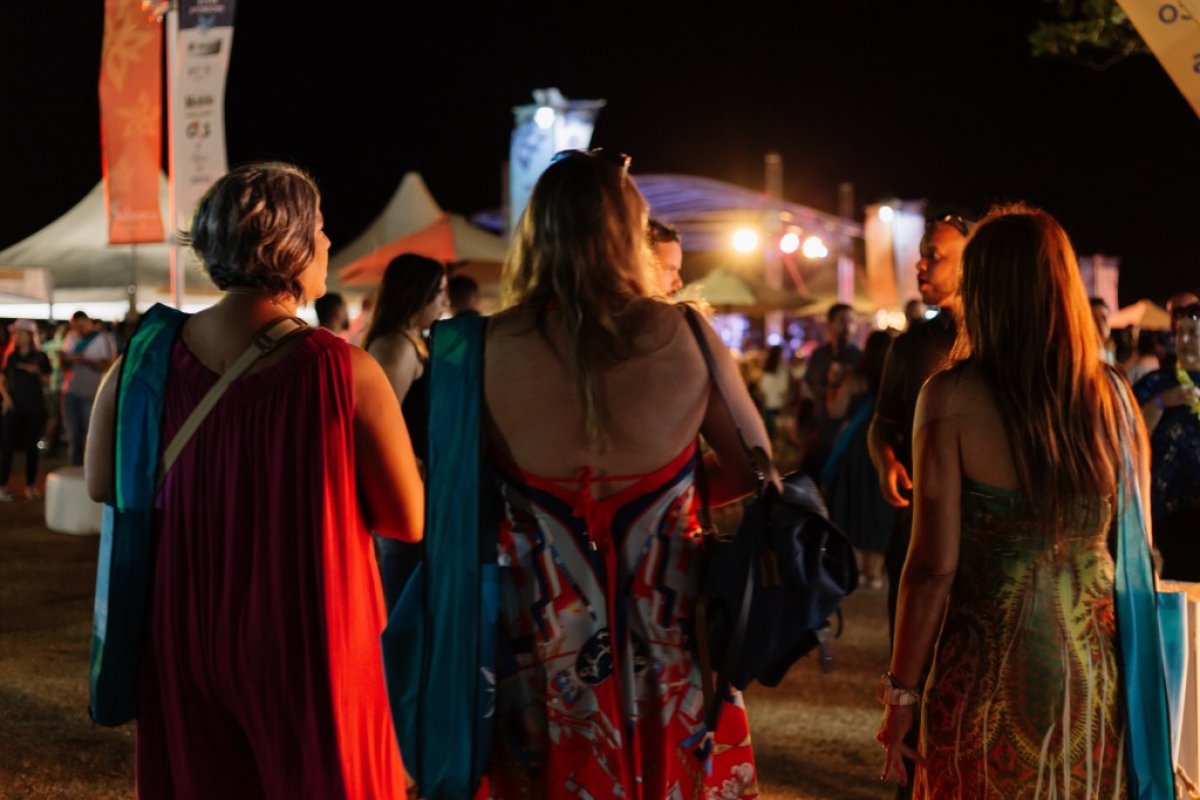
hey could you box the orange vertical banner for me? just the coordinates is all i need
[99,0,164,245]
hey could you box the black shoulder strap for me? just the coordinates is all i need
[680,305,766,487]
[679,304,763,734]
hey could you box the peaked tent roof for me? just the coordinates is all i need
[0,175,213,295]
[1110,299,1172,331]
[329,172,446,270]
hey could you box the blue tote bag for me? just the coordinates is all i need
[1113,380,1177,799]
[381,314,497,799]
[89,304,186,726]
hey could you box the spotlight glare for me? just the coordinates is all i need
[801,235,829,259]
[877,205,895,224]
[779,232,801,254]
[534,106,556,129]
[732,228,759,253]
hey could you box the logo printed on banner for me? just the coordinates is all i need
[99,0,164,245]
[170,0,237,231]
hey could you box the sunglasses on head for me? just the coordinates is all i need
[550,148,632,173]
[1172,303,1200,322]
[929,214,971,237]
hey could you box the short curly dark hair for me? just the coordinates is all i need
[186,162,320,300]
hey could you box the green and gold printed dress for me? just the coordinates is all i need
[914,480,1126,799]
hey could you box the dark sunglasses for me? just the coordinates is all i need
[550,148,632,173]
[929,214,971,237]
[1172,303,1200,321]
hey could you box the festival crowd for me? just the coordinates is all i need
[0,155,1196,799]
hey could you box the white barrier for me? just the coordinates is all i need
[44,467,102,535]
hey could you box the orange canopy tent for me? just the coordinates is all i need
[333,172,508,287]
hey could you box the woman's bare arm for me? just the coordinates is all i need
[351,347,424,541]
[889,369,963,688]
[695,316,776,506]
[85,358,123,503]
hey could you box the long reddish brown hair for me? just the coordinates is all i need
[952,203,1136,523]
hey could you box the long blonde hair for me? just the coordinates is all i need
[502,152,660,446]
[952,203,1133,523]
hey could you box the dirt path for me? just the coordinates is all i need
[0,495,894,799]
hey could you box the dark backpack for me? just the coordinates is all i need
[700,473,858,691]
[682,306,858,729]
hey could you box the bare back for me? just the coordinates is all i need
[484,300,768,502]
[944,363,1022,492]
[486,302,706,476]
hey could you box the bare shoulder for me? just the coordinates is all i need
[487,306,536,338]
[348,344,393,396]
[367,331,416,363]
[916,364,972,423]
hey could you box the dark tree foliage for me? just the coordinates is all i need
[1030,0,1148,70]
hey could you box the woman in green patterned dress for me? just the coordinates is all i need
[876,204,1150,798]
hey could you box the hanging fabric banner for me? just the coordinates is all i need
[170,0,237,231]
[1115,0,1200,118]
[99,0,164,245]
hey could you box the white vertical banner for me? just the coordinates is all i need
[1079,254,1122,310]
[1115,0,1200,118]
[863,201,926,310]
[170,0,237,232]
[508,88,605,234]
[891,210,926,305]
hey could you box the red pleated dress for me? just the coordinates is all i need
[134,329,406,798]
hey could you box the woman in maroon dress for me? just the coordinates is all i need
[86,162,424,798]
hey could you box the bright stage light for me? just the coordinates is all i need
[732,228,759,253]
[534,106,556,129]
[877,205,895,224]
[802,235,829,259]
[779,232,800,254]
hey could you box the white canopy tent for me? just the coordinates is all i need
[0,175,214,310]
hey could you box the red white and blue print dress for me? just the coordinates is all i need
[482,442,758,800]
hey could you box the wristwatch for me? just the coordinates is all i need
[877,671,921,707]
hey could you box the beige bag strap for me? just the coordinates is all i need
[156,316,308,490]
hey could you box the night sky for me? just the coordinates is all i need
[2,0,1197,305]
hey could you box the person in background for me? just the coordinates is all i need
[346,291,375,347]
[822,329,895,589]
[1125,328,1161,385]
[314,291,350,338]
[0,320,52,501]
[1133,296,1200,579]
[870,215,970,636]
[40,321,68,454]
[447,273,481,317]
[805,303,861,472]
[364,253,448,608]
[878,205,1136,797]
[1162,291,1200,368]
[903,298,925,330]
[756,344,791,440]
[648,218,683,296]
[480,149,769,798]
[1090,296,1113,364]
[60,311,117,466]
[85,162,422,797]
